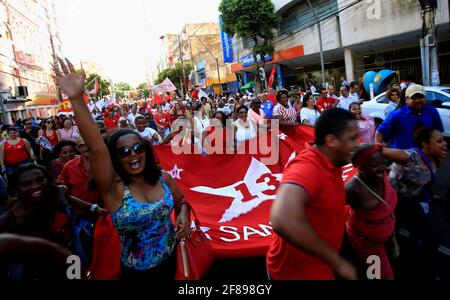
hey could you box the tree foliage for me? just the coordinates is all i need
[136,82,150,98]
[154,62,194,91]
[219,0,280,92]
[85,72,111,97]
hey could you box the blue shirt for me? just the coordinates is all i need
[377,104,444,149]
[261,100,275,119]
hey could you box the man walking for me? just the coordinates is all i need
[267,108,360,280]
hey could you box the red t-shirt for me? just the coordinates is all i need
[154,112,170,129]
[58,156,102,204]
[4,139,29,165]
[266,144,346,280]
[104,116,118,130]
[316,97,336,112]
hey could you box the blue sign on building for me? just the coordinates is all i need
[240,54,273,67]
[218,15,234,63]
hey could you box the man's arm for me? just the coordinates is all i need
[271,183,357,280]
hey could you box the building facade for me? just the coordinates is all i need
[158,23,237,95]
[0,0,62,125]
[230,0,450,90]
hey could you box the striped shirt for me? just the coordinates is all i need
[273,102,297,123]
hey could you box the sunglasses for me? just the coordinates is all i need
[116,143,145,158]
[25,122,31,125]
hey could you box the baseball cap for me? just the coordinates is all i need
[119,117,127,122]
[406,84,425,98]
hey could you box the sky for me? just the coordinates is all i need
[55,0,222,87]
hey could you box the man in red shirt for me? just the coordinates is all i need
[104,110,118,131]
[58,136,102,205]
[316,88,338,112]
[267,108,360,280]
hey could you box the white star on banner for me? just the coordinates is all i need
[277,133,287,140]
[170,165,184,180]
[191,158,282,223]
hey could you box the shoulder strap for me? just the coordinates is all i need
[354,175,395,220]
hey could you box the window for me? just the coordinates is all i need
[376,94,388,104]
[279,0,339,36]
[426,91,450,108]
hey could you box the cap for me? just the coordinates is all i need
[119,117,127,122]
[406,84,425,98]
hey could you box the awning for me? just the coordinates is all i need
[240,82,255,91]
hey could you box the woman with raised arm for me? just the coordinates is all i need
[54,57,191,280]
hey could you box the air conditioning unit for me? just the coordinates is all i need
[16,86,28,98]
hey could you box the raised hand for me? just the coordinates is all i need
[53,57,86,100]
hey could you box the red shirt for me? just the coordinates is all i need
[266,144,346,280]
[316,97,336,112]
[43,129,59,146]
[154,112,170,129]
[4,139,29,165]
[58,156,102,204]
[104,116,118,130]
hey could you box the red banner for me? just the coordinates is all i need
[153,127,357,257]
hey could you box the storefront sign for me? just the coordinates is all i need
[241,54,273,67]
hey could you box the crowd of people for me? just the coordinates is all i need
[0,57,448,280]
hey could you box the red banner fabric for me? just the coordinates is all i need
[153,127,357,258]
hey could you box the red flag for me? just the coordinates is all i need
[153,93,164,105]
[267,64,277,89]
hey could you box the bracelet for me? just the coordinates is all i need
[175,200,189,214]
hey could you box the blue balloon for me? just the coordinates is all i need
[373,69,396,95]
[363,71,377,94]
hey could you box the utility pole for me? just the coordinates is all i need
[191,33,222,94]
[419,0,439,86]
[307,0,326,88]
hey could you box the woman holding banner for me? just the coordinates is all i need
[53,57,191,280]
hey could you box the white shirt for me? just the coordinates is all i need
[310,85,317,94]
[233,119,257,144]
[193,115,210,144]
[300,108,321,126]
[128,113,138,125]
[337,96,355,111]
[138,127,161,143]
[217,107,231,116]
[328,93,338,99]
[349,92,359,103]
